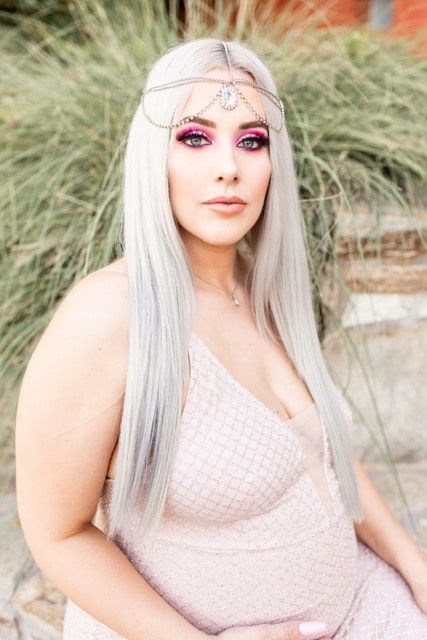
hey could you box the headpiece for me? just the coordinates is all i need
[140,41,285,132]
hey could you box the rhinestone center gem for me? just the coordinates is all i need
[219,83,238,110]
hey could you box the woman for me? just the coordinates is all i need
[15,38,427,639]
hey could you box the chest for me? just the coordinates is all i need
[164,333,335,523]
[182,329,314,424]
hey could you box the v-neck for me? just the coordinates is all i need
[190,333,317,429]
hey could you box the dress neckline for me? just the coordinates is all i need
[104,333,318,484]
[190,332,317,429]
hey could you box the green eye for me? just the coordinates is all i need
[179,131,210,147]
[239,135,269,150]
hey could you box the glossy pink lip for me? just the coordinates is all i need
[203,195,246,204]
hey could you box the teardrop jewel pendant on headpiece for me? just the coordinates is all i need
[219,83,238,110]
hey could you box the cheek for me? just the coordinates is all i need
[248,158,271,198]
[168,151,202,200]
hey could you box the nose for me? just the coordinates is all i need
[214,142,240,183]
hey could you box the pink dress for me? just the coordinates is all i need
[62,333,427,638]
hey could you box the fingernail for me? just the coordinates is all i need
[299,621,327,637]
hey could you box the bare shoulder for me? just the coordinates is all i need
[92,256,129,278]
[15,258,130,550]
[65,256,129,335]
[28,254,129,394]
[43,255,131,411]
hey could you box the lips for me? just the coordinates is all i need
[203,201,246,214]
[203,196,246,204]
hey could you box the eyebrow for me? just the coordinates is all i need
[181,116,268,131]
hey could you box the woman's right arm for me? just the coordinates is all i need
[15,271,209,640]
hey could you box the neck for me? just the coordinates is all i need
[183,237,245,292]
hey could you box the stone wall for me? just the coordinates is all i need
[323,202,427,552]
[323,203,427,463]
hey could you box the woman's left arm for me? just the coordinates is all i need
[353,457,427,612]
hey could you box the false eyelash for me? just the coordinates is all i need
[239,133,270,149]
[176,128,209,143]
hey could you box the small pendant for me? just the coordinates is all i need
[232,295,240,306]
[219,83,238,110]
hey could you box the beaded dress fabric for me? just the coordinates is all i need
[62,333,427,638]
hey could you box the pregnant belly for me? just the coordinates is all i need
[122,512,358,637]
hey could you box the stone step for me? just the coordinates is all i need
[339,260,427,293]
[340,291,427,328]
[335,205,427,259]
[323,318,427,464]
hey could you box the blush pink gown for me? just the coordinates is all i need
[62,333,427,638]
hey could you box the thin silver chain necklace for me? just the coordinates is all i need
[194,273,242,306]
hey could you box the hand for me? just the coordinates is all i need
[212,619,331,639]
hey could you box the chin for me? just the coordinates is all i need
[198,235,244,248]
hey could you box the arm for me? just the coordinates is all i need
[30,523,208,640]
[15,272,208,640]
[353,458,427,583]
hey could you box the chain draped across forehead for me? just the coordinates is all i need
[140,41,285,133]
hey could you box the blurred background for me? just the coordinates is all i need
[0,1,426,637]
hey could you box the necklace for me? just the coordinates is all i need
[194,272,242,306]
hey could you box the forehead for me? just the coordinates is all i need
[177,67,267,125]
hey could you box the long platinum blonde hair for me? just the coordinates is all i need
[107,37,363,548]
